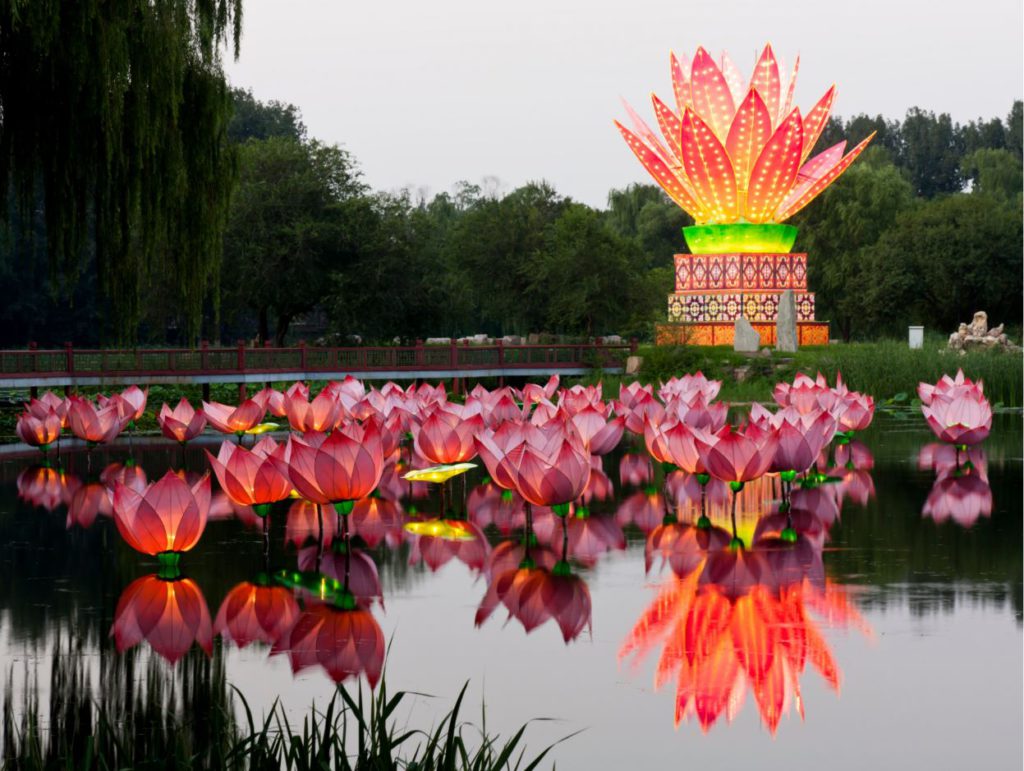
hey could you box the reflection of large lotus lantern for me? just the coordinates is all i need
[112,574,213,664]
[616,44,873,253]
[273,602,385,687]
[214,581,300,648]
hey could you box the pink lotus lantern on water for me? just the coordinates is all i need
[280,421,385,516]
[67,396,125,445]
[157,398,207,444]
[205,437,292,519]
[112,471,211,572]
[16,410,62,451]
[919,370,992,448]
[202,393,270,437]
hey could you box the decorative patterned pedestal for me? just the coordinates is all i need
[656,251,830,347]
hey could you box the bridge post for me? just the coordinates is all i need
[201,340,209,372]
[28,342,38,399]
[449,340,458,396]
[497,339,504,387]
[299,340,307,371]
[64,342,74,395]
[237,340,247,402]
[202,382,211,402]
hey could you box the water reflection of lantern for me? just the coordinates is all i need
[475,515,593,643]
[111,574,213,664]
[272,601,384,687]
[214,580,300,649]
[17,465,73,511]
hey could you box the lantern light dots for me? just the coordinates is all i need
[615,44,874,234]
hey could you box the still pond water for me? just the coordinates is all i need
[0,413,1020,769]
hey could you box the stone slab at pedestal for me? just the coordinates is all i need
[776,289,798,352]
[733,318,761,352]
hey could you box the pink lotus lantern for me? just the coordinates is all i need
[158,398,207,444]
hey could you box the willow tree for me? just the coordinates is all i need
[0,0,242,342]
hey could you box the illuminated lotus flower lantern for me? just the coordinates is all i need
[617,44,873,346]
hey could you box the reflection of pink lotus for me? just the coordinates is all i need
[619,453,653,487]
[620,571,870,734]
[158,399,207,443]
[273,602,384,686]
[214,582,299,648]
[533,510,625,566]
[475,560,592,643]
[284,500,337,548]
[616,490,664,534]
[67,482,111,529]
[351,496,405,549]
[468,482,526,534]
[923,470,992,527]
[17,466,72,511]
[112,574,212,664]
[299,546,383,607]
[917,443,986,478]
[408,519,489,573]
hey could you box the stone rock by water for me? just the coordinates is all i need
[776,290,798,352]
[947,310,1021,354]
[733,317,761,352]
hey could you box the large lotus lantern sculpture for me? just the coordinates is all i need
[617,44,873,254]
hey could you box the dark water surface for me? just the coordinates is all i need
[0,414,1020,769]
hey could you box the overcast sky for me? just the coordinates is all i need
[224,0,1024,208]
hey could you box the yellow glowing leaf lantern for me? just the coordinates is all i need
[616,43,873,251]
[403,518,477,541]
[402,463,477,484]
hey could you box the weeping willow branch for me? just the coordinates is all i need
[0,0,242,342]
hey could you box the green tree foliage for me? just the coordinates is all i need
[605,184,691,264]
[863,193,1022,335]
[221,137,367,344]
[793,149,916,341]
[962,148,1024,199]
[0,0,242,341]
[228,88,307,142]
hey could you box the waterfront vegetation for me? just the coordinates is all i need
[2,642,566,770]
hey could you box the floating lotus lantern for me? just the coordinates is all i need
[112,471,211,574]
[205,437,292,519]
[16,410,62,451]
[157,398,207,444]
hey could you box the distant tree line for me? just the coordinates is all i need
[1,78,1020,346]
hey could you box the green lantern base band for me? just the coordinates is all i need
[780,470,798,483]
[729,480,745,492]
[780,527,798,543]
[334,500,355,516]
[552,560,572,577]
[551,502,571,518]
[683,223,798,255]
[695,473,711,486]
[696,515,711,530]
[252,503,273,518]
[156,551,182,580]
[729,536,745,550]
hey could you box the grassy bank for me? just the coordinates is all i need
[624,340,1023,406]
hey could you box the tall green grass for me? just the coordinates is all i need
[2,641,571,770]
[627,341,1022,406]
